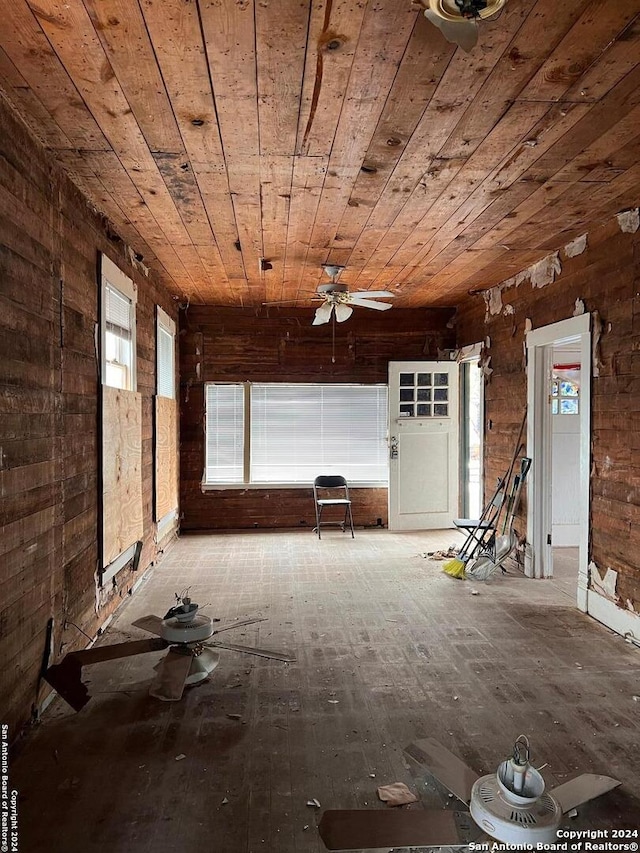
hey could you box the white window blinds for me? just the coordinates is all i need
[157,325,175,398]
[250,384,388,483]
[104,283,133,390]
[105,284,132,336]
[205,384,245,483]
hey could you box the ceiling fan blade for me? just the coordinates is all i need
[550,774,621,814]
[149,649,194,701]
[210,617,268,636]
[318,808,459,850]
[313,302,334,325]
[349,297,393,311]
[404,738,479,805]
[206,641,296,662]
[131,615,164,636]
[350,290,395,299]
[334,303,353,323]
[424,9,478,52]
[43,637,168,711]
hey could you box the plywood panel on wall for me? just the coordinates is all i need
[155,395,178,521]
[102,385,143,565]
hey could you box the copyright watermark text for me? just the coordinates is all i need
[1,725,18,853]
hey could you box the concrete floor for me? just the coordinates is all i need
[12,530,640,852]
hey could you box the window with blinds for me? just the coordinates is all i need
[156,309,175,398]
[204,383,388,485]
[205,384,245,483]
[104,283,133,390]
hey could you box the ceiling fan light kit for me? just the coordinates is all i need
[423,0,507,52]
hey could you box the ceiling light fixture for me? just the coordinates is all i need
[421,0,507,52]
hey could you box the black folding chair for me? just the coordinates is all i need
[313,475,355,539]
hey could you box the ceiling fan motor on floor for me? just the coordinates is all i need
[44,593,295,709]
[421,0,507,52]
[318,735,621,850]
[469,735,562,845]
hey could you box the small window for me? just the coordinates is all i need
[156,307,176,399]
[101,255,136,391]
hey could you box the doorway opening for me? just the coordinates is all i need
[525,315,591,611]
[460,348,484,519]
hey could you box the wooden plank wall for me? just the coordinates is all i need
[102,387,143,565]
[0,92,178,740]
[456,214,640,612]
[154,396,178,522]
[179,306,455,531]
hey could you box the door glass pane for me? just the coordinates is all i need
[399,373,414,387]
[417,388,431,401]
[417,404,431,417]
[417,373,432,386]
[434,373,448,386]
[561,399,578,414]
[399,388,414,402]
[434,388,448,401]
[399,404,414,417]
[434,404,448,417]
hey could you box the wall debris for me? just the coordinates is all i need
[530,252,561,288]
[589,562,619,603]
[564,233,588,258]
[591,311,603,378]
[616,208,639,234]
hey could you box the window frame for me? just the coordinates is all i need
[156,306,176,399]
[202,381,389,490]
[100,254,137,391]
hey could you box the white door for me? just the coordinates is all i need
[388,361,459,530]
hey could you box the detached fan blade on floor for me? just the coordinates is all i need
[132,614,164,635]
[149,647,195,702]
[43,638,168,711]
[318,808,459,850]
[405,737,479,805]
[210,617,267,635]
[551,774,621,814]
[207,641,296,662]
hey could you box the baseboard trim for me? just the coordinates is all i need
[587,589,639,641]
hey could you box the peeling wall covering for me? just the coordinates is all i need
[456,213,640,614]
[616,208,639,234]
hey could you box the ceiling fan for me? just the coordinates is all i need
[263,265,395,326]
[420,0,507,52]
[319,735,621,849]
[44,593,295,709]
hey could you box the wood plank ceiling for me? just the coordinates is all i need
[1,0,639,307]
